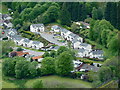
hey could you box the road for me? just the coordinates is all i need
[39,32,66,46]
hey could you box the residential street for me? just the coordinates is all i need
[23,49,45,56]
[40,32,66,46]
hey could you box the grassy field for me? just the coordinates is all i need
[2,75,92,88]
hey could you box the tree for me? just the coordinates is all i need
[42,5,59,24]
[71,23,80,34]
[108,34,120,56]
[41,57,55,75]
[92,7,98,20]
[97,7,103,20]
[32,80,43,88]
[55,51,73,76]
[28,61,38,78]
[59,3,71,26]
[98,66,112,82]
[2,57,25,76]
[2,58,16,76]
[2,40,15,56]
[16,47,23,51]
[42,51,50,58]
[49,50,56,58]
[15,60,30,79]
[57,46,68,55]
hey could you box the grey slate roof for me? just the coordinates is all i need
[32,41,41,45]
[31,24,44,27]
[23,38,30,43]
[52,25,61,29]
[80,64,99,72]
[80,43,90,47]
[14,36,23,41]
[92,50,103,55]
[74,48,86,53]
[61,28,69,33]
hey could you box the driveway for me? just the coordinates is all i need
[39,32,66,46]
[23,49,45,56]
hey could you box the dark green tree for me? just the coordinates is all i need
[41,57,55,75]
[59,3,71,26]
[55,51,73,76]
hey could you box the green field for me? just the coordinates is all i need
[2,75,92,88]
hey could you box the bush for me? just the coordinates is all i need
[17,47,23,51]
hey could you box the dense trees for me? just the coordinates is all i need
[55,51,73,76]
[104,2,120,30]
[59,3,71,26]
[2,57,39,79]
[41,57,55,75]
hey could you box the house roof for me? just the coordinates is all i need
[74,48,86,53]
[32,56,43,60]
[32,41,42,45]
[10,51,29,56]
[14,36,23,41]
[23,38,30,43]
[52,25,61,29]
[61,28,69,33]
[31,24,44,27]
[80,64,99,72]
[80,43,91,47]
[91,50,103,55]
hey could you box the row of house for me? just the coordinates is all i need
[2,29,44,50]
[51,25,103,59]
[29,23,104,59]
[1,13,13,29]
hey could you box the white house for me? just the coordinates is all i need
[73,60,83,68]
[4,20,13,28]
[73,41,81,49]
[22,38,30,47]
[31,41,44,49]
[89,50,104,59]
[76,48,90,58]
[13,37,24,46]
[79,43,92,52]
[61,28,71,40]
[73,42,92,52]
[51,25,61,32]
[30,24,44,33]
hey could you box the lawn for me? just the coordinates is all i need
[2,75,92,88]
[25,76,92,88]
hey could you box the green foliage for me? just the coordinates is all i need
[42,5,59,24]
[55,51,74,76]
[32,80,43,88]
[108,34,120,56]
[92,7,98,20]
[57,46,68,55]
[15,60,30,79]
[41,57,55,75]
[2,40,15,56]
[42,51,50,58]
[59,3,71,26]
[16,47,23,51]
[98,66,112,82]
[49,50,56,58]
